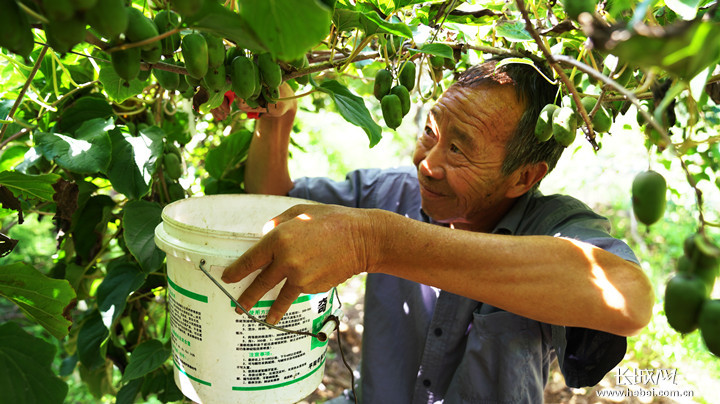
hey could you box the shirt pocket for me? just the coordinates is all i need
[444,310,545,404]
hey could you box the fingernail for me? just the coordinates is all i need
[265,314,278,325]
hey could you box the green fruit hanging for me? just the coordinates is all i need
[154,10,181,56]
[86,0,128,40]
[381,94,402,130]
[374,69,393,101]
[390,85,411,116]
[230,56,257,100]
[551,106,577,147]
[203,64,227,94]
[154,63,180,91]
[257,53,282,89]
[664,273,707,333]
[534,104,558,142]
[203,33,226,68]
[182,33,209,79]
[164,153,183,180]
[699,299,720,356]
[111,47,142,82]
[126,8,160,52]
[70,0,98,11]
[171,0,205,18]
[45,17,87,54]
[41,0,75,22]
[631,170,666,226]
[398,62,416,91]
[580,96,612,133]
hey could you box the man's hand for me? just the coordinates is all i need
[221,204,381,324]
[236,82,297,118]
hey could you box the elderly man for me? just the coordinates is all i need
[221,59,654,403]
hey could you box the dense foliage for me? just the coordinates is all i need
[0,0,719,402]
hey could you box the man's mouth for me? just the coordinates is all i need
[418,180,446,198]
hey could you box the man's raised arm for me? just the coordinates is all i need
[243,83,297,195]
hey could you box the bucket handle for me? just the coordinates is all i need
[197,259,339,342]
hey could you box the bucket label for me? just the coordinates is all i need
[167,271,332,395]
[231,293,333,390]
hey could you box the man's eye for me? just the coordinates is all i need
[424,126,435,137]
[450,144,461,154]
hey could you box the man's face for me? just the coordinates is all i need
[412,83,526,232]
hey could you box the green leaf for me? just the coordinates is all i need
[116,378,144,404]
[96,260,147,327]
[98,64,146,103]
[122,339,171,382]
[318,80,383,147]
[665,0,702,20]
[495,20,532,42]
[333,9,362,33]
[409,43,454,59]
[360,11,413,37]
[0,262,76,339]
[123,200,165,273]
[0,322,68,404]
[107,126,164,200]
[186,0,267,53]
[0,171,59,201]
[77,310,109,370]
[0,145,30,172]
[55,95,114,134]
[205,129,252,181]
[240,0,333,61]
[35,118,113,175]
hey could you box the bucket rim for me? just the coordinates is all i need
[160,194,318,240]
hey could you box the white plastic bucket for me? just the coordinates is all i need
[154,194,334,404]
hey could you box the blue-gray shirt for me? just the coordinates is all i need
[289,166,637,404]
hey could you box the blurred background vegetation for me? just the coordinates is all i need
[2,81,719,403]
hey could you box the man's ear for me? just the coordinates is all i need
[505,162,549,198]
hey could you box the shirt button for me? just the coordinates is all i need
[423,379,431,387]
[434,328,443,336]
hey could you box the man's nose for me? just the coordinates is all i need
[419,146,445,179]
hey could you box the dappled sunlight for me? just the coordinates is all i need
[568,238,627,311]
[262,213,313,235]
[59,134,92,157]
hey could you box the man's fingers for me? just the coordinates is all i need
[233,264,285,315]
[221,239,272,283]
[265,283,301,325]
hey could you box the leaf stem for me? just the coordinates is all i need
[0,45,49,144]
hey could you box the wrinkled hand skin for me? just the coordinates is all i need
[221,204,378,325]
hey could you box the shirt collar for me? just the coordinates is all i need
[491,190,539,235]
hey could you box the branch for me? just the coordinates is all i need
[515,0,599,150]
[552,54,670,144]
[282,52,380,81]
[105,28,183,53]
[0,46,49,144]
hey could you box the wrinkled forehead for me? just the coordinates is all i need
[427,83,525,143]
